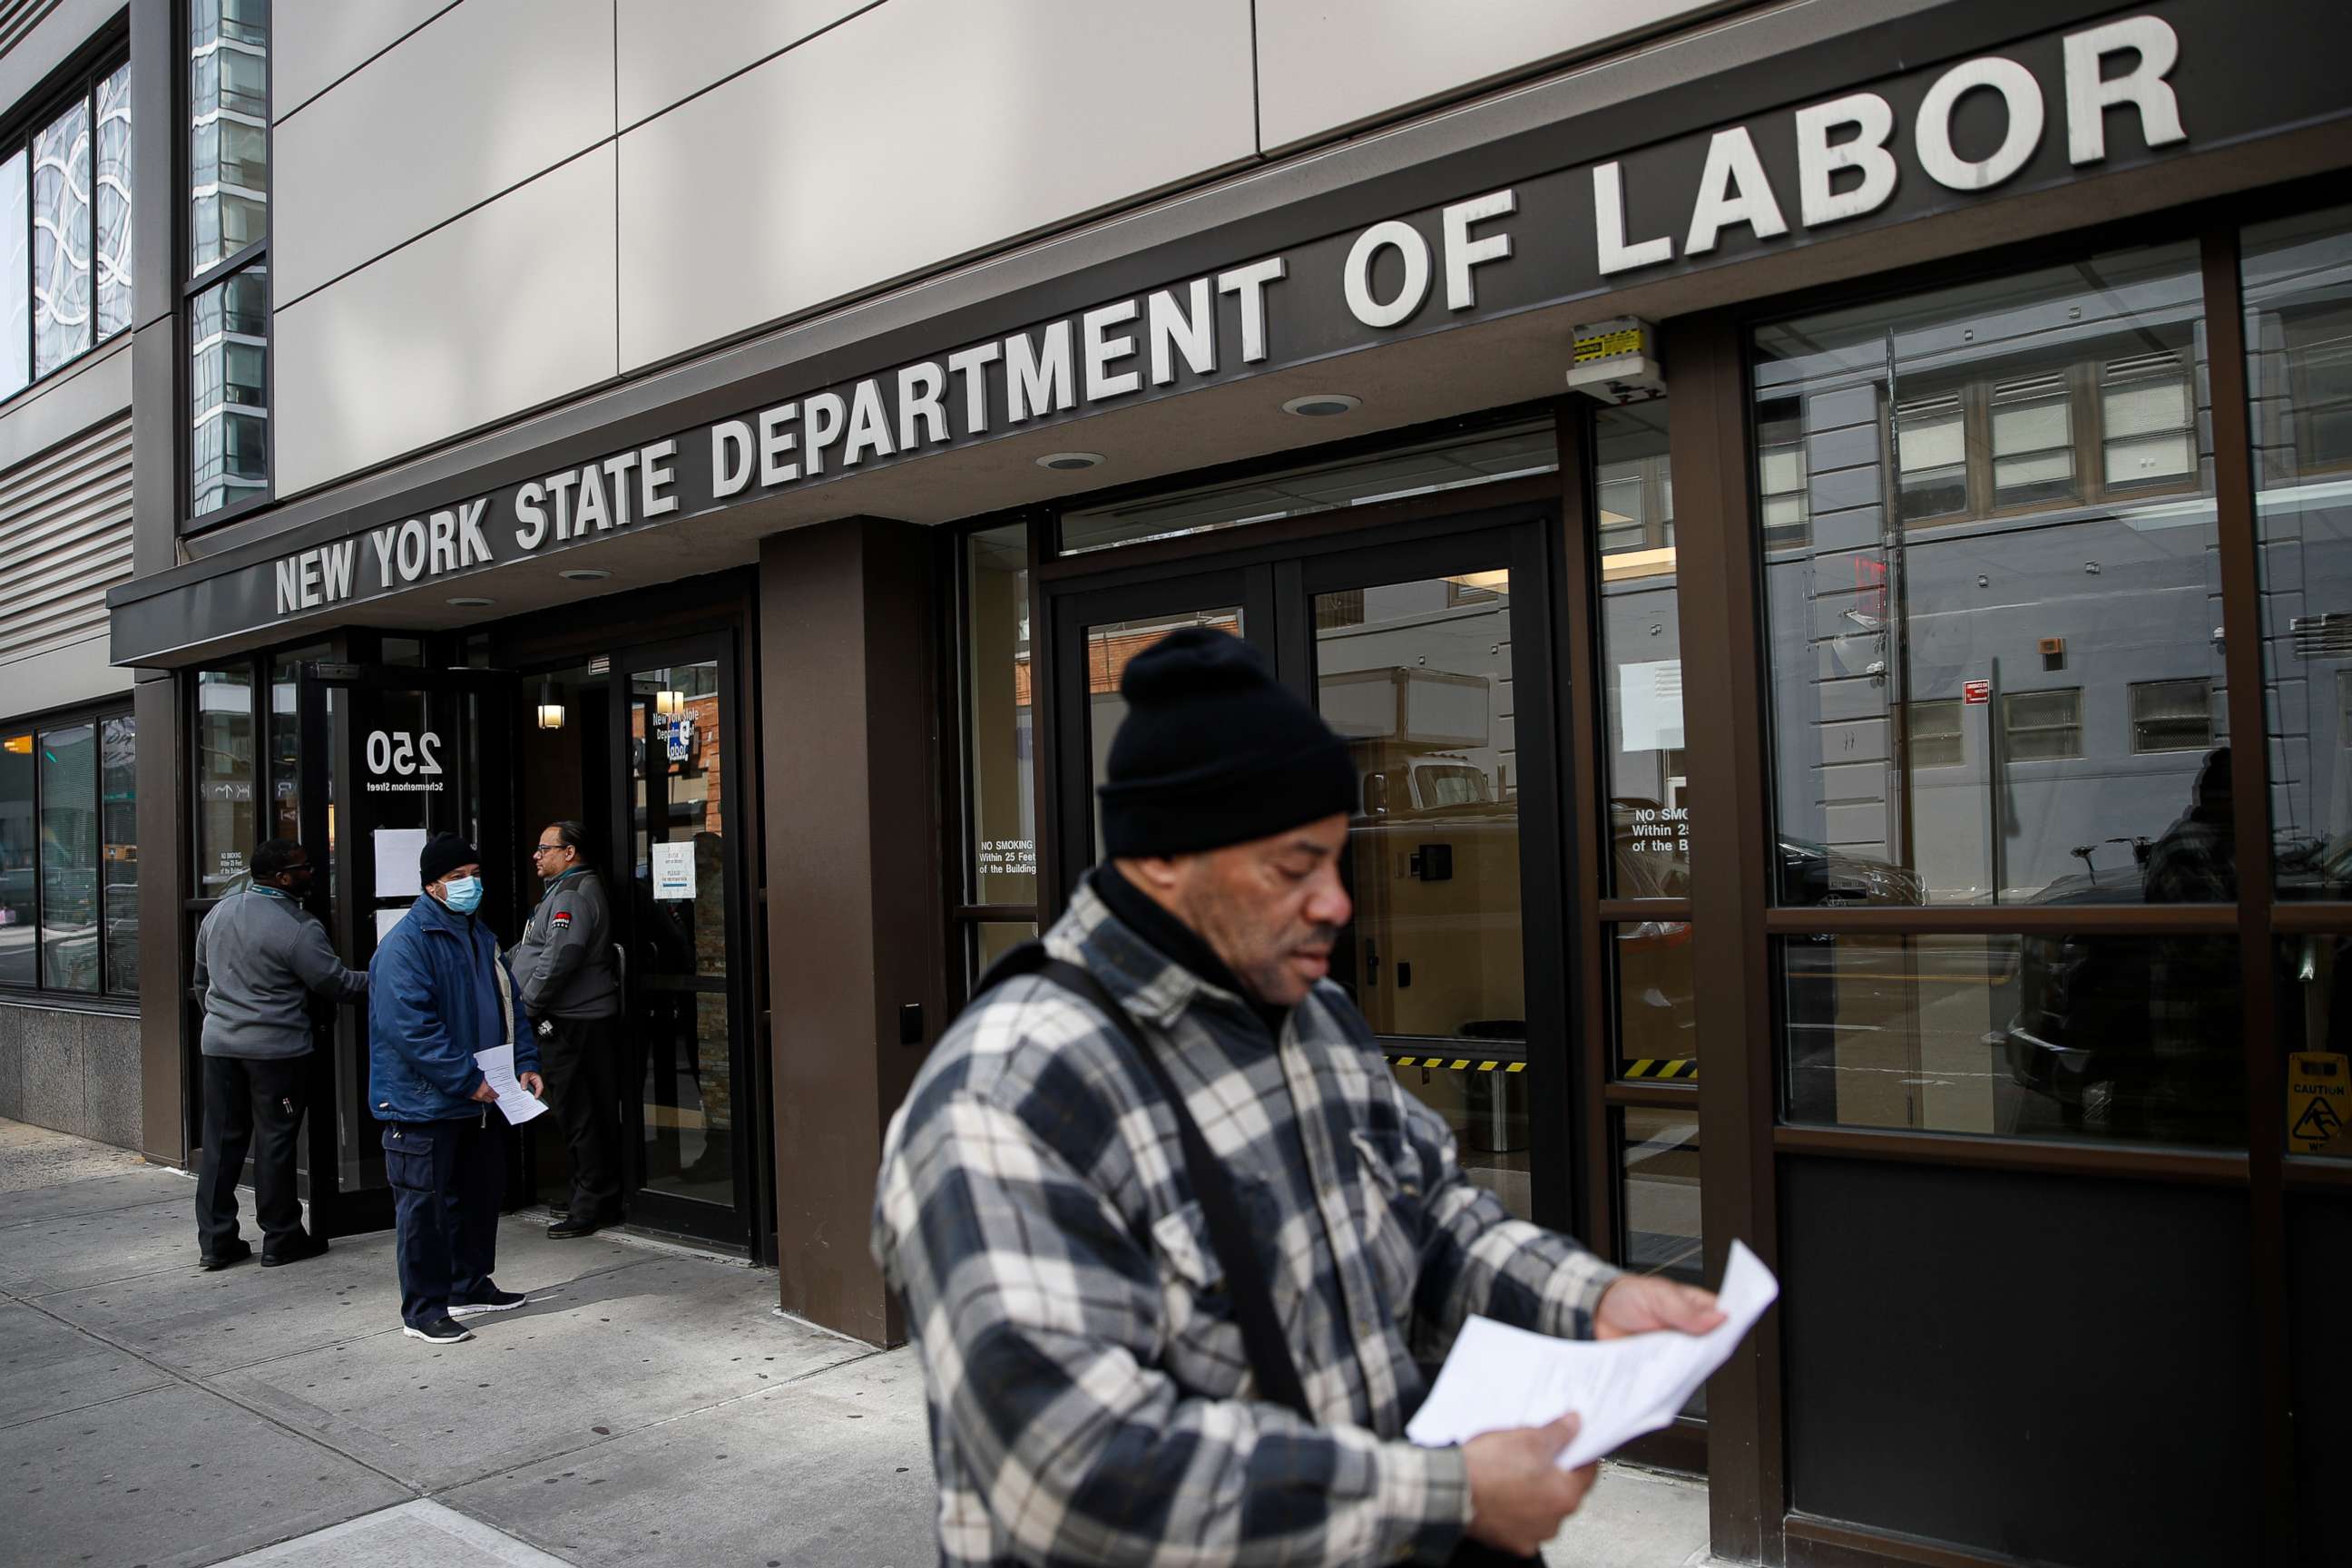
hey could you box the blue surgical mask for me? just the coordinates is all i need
[442,875,484,914]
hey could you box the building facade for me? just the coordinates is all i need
[0,0,2330,1562]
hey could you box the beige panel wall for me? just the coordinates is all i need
[273,146,618,497]
[615,0,870,128]
[1254,0,1726,151]
[614,0,1255,372]
[273,0,453,118]
[273,0,614,305]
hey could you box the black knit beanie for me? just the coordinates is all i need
[418,832,479,887]
[1098,627,1357,858]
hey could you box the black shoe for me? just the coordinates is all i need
[449,1287,528,1318]
[260,1234,328,1268]
[402,1318,474,1345]
[200,1241,252,1271]
[547,1215,601,1239]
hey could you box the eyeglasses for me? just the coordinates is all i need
[532,843,568,856]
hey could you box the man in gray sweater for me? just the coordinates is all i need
[509,821,623,1238]
[192,838,369,1269]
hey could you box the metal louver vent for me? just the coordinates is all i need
[2292,612,2352,660]
[0,410,132,669]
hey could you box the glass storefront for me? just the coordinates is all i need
[1753,240,2220,912]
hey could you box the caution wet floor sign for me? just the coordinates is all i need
[2289,1052,2349,1154]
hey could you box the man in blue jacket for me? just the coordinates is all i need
[369,833,544,1345]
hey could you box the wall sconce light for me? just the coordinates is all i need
[535,677,564,730]
[655,690,685,718]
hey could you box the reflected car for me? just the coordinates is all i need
[1999,866,2239,1137]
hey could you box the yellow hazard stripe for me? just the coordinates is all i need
[1622,1057,1700,1081]
[1386,1054,1526,1073]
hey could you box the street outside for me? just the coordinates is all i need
[0,1119,1717,1567]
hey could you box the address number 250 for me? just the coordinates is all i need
[365,730,444,777]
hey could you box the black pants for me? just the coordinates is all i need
[383,1113,506,1327]
[194,1054,309,1259]
[539,1014,622,1221]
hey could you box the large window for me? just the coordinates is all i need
[188,0,269,520]
[0,52,130,404]
[0,708,135,997]
[1754,240,2242,1149]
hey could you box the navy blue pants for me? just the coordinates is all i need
[382,1112,506,1327]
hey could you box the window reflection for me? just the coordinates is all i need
[0,732,33,986]
[191,0,268,273]
[101,715,135,997]
[1753,242,2225,907]
[1317,572,1526,1214]
[1083,611,1242,857]
[1596,401,1691,895]
[965,524,1035,906]
[195,668,254,895]
[1783,933,2244,1147]
[2246,205,2352,898]
[32,96,90,376]
[190,262,268,517]
[38,723,96,992]
[1620,1107,1702,1284]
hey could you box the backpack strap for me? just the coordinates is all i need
[961,941,1313,1420]
[1036,956,1316,1425]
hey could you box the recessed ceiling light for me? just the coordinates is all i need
[558,567,611,582]
[1282,393,1361,417]
[1036,451,1105,472]
[446,596,494,609]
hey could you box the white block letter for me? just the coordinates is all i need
[802,390,848,475]
[843,378,895,466]
[1216,258,1285,363]
[1594,162,1673,275]
[1442,189,1514,311]
[1916,57,2044,191]
[1005,322,1074,425]
[758,405,799,487]
[711,420,754,497]
[1686,127,1789,256]
[1795,93,1898,228]
[947,343,1000,436]
[1147,279,1216,387]
[1344,220,1431,328]
[1082,301,1141,401]
[641,440,679,517]
[2064,15,2184,166]
[898,362,947,449]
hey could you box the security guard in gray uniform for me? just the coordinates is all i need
[509,820,623,1237]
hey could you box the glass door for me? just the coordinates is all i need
[297,661,516,1239]
[608,635,753,1248]
[1050,565,1272,875]
[1044,514,1568,1225]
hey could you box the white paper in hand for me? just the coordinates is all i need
[1405,1240,1779,1469]
[473,1044,550,1126]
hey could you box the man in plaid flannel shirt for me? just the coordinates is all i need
[874,628,1720,1564]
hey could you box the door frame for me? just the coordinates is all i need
[296,658,519,1240]
[602,629,760,1251]
[1034,489,1581,1236]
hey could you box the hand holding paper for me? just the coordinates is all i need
[1406,1240,1779,1471]
[473,1044,550,1126]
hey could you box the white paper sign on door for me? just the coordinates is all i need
[652,840,695,900]
[373,828,427,898]
[1617,660,1686,754]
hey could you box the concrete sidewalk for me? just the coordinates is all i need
[0,1119,1715,1566]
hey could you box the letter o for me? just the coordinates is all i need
[1916,57,2045,192]
[396,518,428,581]
[1344,220,1433,329]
